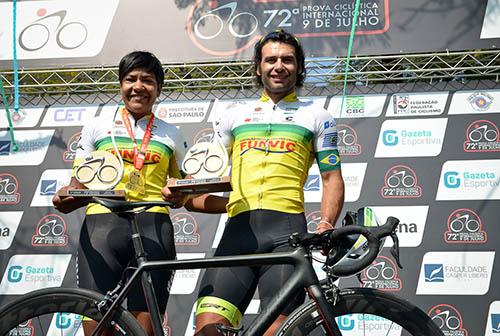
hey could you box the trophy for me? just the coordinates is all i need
[60,150,125,198]
[167,107,232,194]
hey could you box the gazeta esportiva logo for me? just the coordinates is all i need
[436,160,500,200]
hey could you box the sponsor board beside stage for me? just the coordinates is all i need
[41,106,99,127]
[170,253,205,295]
[0,212,23,250]
[375,118,448,157]
[0,129,54,166]
[0,254,72,294]
[31,169,72,207]
[436,160,500,200]
[155,101,211,124]
[449,90,500,114]
[328,95,385,118]
[386,92,448,117]
[416,251,495,295]
[0,107,44,128]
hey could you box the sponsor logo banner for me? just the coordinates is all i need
[0,254,72,294]
[337,124,362,156]
[485,301,500,335]
[31,214,68,247]
[0,211,23,250]
[370,206,428,247]
[436,160,500,200]
[156,101,211,124]
[0,0,118,60]
[41,106,98,127]
[463,119,500,152]
[444,208,487,244]
[31,169,72,207]
[0,107,44,128]
[417,251,495,295]
[304,163,367,203]
[375,118,448,157]
[380,164,422,198]
[335,314,403,334]
[361,256,402,291]
[0,130,54,166]
[428,304,468,336]
[172,213,201,246]
[48,313,84,335]
[328,95,385,118]
[386,92,448,116]
[170,253,205,295]
[0,173,21,204]
[449,90,500,114]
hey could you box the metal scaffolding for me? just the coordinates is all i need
[1,49,500,105]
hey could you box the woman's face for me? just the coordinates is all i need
[120,68,159,116]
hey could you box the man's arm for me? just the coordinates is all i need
[52,177,91,214]
[317,169,345,233]
[185,194,228,214]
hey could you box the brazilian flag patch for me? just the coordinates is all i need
[317,151,341,171]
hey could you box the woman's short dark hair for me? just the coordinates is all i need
[118,51,164,93]
[253,29,306,88]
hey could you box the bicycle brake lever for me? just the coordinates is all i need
[390,232,403,269]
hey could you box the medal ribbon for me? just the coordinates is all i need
[121,108,155,171]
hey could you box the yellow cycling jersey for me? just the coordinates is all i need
[216,92,341,217]
[73,108,187,214]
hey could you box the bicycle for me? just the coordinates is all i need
[0,198,444,336]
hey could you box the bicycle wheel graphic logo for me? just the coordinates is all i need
[172,213,200,246]
[19,9,87,52]
[444,208,487,244]
[381,165,422,198]
[0,173,21,204]
[337,124,361,156]
[305,210,321,233]
[63,132,82,162]
[361,256,402,291]
[31,214,68,247]
[428,304,468,336]
[463,119,500,152]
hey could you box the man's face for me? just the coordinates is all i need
[257,41,300,99]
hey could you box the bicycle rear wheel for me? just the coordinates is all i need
[277,288,444,336]
[0,287,146,336]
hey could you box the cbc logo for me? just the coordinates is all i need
[428,304,467,335]
[171,213,200,246]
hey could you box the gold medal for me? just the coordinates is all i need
[126,170,145,194]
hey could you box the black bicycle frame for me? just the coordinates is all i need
[94,213,343,336]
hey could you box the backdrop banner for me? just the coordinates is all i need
[0,87,499,335]
[1,0,500,67]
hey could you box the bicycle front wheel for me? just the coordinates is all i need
[0,287,146,336]
[277,288,444,336]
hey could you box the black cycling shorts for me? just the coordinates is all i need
[77,212,175,312]
[197,209,307,318]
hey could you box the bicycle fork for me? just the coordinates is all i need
[306,284,343,336]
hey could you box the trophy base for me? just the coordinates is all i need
[60,189,126,199]
[167,176,232,194]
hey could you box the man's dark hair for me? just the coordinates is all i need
[118,51,164,93]
[253,29,306,88]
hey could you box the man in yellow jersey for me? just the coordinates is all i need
[194,30,345,336]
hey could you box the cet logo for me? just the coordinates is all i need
[193,128,215,144]
[306,211,321,233]
[444,171,461,188]
[361,256,402,291]
[63,132,81,162]
[0,140,11,155]
[31,214,68,247]
[491,314,500,333]
[424,264,444,282]
[445,208,487,244]
[0,173,21,204]
[381,165,422,198]
[467,92,493,111]
[463,119,500,152]
[337,124,361,156]
[429,304,468,336]
[304,175,320,191]
[19,8,88,52]
[382,130,398,146]
[7,265,23,283]
[172,213,200,246]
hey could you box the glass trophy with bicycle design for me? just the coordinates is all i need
[167,102,232,194]
[60,150,125,198]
